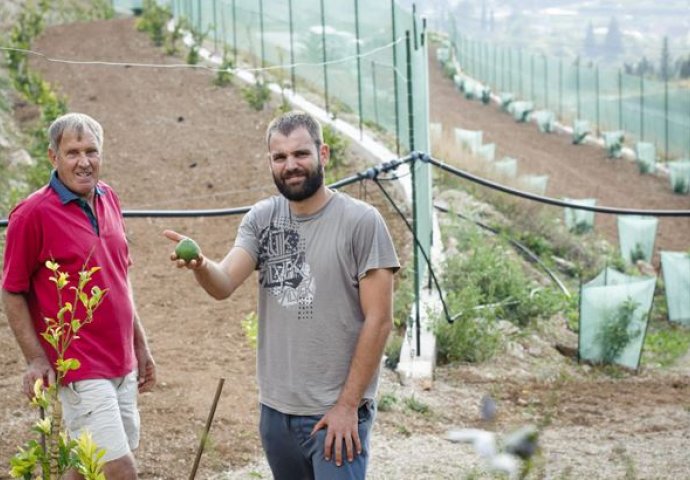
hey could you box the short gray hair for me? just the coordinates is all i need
[265,110,322,148]
[48,113,104,153]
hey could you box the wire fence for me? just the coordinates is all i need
[448,30,690,161]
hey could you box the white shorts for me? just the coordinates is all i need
[59,371,140,462]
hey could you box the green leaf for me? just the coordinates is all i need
[45,260,59,271]
[57,357,81,372]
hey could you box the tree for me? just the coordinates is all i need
[583,21,598,58]
[602,16,624,60]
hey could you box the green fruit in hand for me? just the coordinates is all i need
[175,237,201,262]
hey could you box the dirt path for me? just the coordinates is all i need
[1,17,689,480]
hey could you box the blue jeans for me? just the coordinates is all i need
[259,401,376,480]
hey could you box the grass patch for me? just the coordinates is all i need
[403,395,430,415]
[643,322,690,367]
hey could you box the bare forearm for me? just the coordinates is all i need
[337,316,392,408]
[193,258,236,300]
[2,290,47,363]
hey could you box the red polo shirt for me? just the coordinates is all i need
[2,177,135,384]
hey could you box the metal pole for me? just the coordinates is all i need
[232,0,237,66]
[594,65,601,134]
[558,57,563,119]
[219,1,226,48]
[320,0,329,113]
[518,48,522,97]
[259,0,265,68]
[412,4,418,50]
[405,30,420,357]
[665,71,669,159]
[575,57,580,120]
[501,46,504,91]
[508,47,512,93]
[355,0,363,139]
[212,0,218,52]
[640,73,644,141]
[618,69,623,130]
[530,53,534,101]
[492,45,498,90]
[391,0,400,156]
[372,61,380,126]
[544,54,548,109]
[196,0,201,33]
[288,0,296,93]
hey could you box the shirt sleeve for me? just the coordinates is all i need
[234,208,260,265]
[2,208,41,293]
[353,207,400,280]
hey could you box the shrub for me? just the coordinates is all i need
[322,124,349,171]
[242,77,271,111]
[403,395,430,415]
[10,261,108,479]
[384,333,403,370]
[597,298,641,364]
[136,0,171,47]
[377,393,398,412]
[241,312,258,349]
[213,46,235,87]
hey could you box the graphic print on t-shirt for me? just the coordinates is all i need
[257,219,315,310]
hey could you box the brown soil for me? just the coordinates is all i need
[1,17,689,480]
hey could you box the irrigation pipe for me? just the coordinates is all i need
[189,377,225,480]
[423,153,690,217]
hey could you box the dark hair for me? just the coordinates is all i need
[48,113,104,154]
[265,110,322,148]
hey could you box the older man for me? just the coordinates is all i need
[2,112,155,480]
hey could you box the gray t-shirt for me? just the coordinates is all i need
[234,191,400,415]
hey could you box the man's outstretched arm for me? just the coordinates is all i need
[164,229,255,300]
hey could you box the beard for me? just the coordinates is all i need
[273,162,324,201]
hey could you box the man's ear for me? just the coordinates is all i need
[320,143,330,166]
[47,149,58,168]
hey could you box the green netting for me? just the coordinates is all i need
[572,120,590,144]
[518,174,548,195]
[668,160,690,194]
[579,267,655,370]
[476,143,495,162]
[532,110,555,133]
[635,142,656,174]
[162,0,418,153]
[603,130,625,158]
[499,92,514,111]
[660,251,690,326]
[113,0,142,14]
[493,157,518,178]
[448,31,690,159]
[563,198,596,234]
[617,215,658,264]
[509,101,533,122]
[453,127,482,153]
[436,47,450,63]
